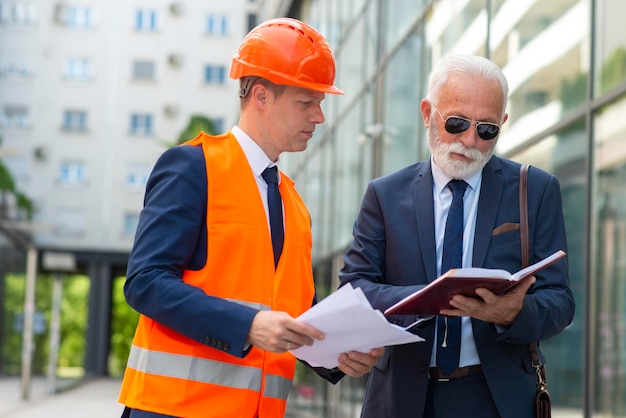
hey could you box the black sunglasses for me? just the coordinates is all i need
[432,105,500,140]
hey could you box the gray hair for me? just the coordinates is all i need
[426,54,509,118]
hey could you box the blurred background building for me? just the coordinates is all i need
[1,0,625,417]
[0,0,256,387]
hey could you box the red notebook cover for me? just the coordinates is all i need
[384,250,566,316]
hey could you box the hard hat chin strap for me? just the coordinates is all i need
[239,76,260,98]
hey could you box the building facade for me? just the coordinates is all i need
[0,0,258,375]
[257,0,625,417]
[0,0,257,253]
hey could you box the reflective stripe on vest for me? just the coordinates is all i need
[227,298,271,311]
[127,345,292,400]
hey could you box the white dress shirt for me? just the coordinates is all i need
[429,156,483,368]
[231,125,279,231]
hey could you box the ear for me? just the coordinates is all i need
[419,99,432,128]
[251,83,269,108]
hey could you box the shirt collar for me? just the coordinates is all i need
[430,155,481,193]
[232,125,278,178]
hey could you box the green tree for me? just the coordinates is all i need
[109,277,139,376]
[176,115,218,145]
[0,136,33,219]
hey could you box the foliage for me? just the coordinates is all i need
[176,115,218,145]
[0,161,16,191]
[559,47,626,110]
[2,273,54,374]
[0,136,33,219]
[599,47,626,95]
[58,276,90,369]
[1,274,91,375]
[109,277,139,377]
[1,272,138,377]
[559,74,587,112]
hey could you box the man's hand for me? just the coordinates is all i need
[247,310,324,353]
[337,347,385,378]
[440,275,536,325]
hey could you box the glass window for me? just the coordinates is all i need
[0,1,36,25]
[59,161,86,185]
[206,15,227,35]
[511,119,587,413]
[204,65,226,84]
[132,60,155,80]
[63,110,87,131]
[386,0,427,46]
[490,0,588,151]
[594,0,626,96]
[593,95,626,415]
[135,9,157,31]
[427,0,489,61]
[382,32,425,175]
[334,11,368,115]
[332,102,363,251]
[64,57,92,80]
[65,6,92,29]
[130,113,153,136]
[125,163,151,189]
[1,105,29,128]
[299,147,325,257]
[0,62,32,78]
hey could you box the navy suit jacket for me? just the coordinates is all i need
[339,156,575,418]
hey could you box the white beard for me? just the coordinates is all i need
[429,128,495,179]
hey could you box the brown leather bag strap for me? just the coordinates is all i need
[520,164,530,268]
[519,164,546,387]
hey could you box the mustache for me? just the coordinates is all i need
[444,142,485,160]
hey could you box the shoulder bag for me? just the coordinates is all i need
[520,164,552,418]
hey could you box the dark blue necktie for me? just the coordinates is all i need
[261,166,284,268]
[436,179,468,375]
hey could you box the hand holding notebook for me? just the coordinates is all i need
[384,250,566,316]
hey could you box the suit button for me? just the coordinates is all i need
[223,343,230,351]
[217,341,224,349]
[418,364,428,373]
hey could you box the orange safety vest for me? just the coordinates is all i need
[119,132,315,417]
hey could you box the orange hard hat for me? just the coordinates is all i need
[230,18,344,95]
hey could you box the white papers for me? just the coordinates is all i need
[290,283,424,368]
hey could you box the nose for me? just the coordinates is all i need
[458,123,479,148]
[312,103,325,125]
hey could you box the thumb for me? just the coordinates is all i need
[513,275,536,294]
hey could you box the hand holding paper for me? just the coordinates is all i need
[290,284,423,368]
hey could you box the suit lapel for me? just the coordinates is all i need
[473,157,503,268]
[414,161,438,283]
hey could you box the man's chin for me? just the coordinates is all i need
[442,160,483,179]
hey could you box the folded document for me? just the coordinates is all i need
[290,283,424,368]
